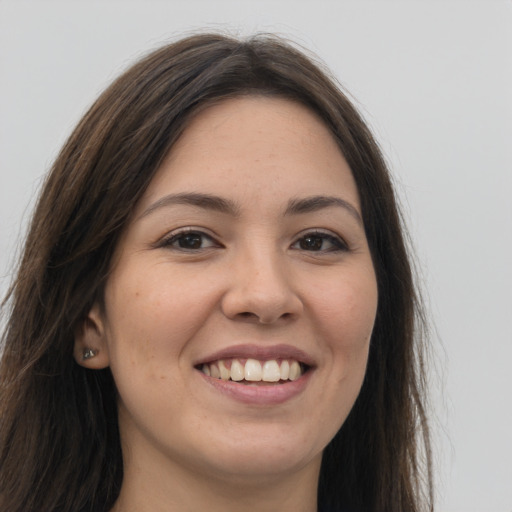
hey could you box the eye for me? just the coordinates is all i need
[291,231,348,252]
[159,229,220,251]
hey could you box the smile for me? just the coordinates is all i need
[194,344,315,403]
[199,358,306,383]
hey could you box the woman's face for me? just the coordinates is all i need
[79,97,378,485]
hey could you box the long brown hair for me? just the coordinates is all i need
[0,33,433,512]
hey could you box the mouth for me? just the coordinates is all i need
[196,358,310,385]
[194,345,315,405]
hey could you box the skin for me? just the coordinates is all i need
[75,97,378,512]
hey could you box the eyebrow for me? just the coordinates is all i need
[139,192,241,219]
[139,192,362,225]
[284,195,363,225]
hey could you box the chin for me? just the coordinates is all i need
[186,423,327,483]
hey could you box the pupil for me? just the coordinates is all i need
[301,236,322,250]
[179,233,202,249]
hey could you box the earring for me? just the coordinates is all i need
[82,348,98,360]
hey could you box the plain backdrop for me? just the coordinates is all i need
[1,1,511,511]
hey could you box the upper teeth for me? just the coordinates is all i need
[201,358,303,382]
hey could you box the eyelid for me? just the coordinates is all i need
[154,227,222,250]
[291,229,349,252]
[152,226,349,253]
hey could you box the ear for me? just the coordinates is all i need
[73,302,111,369]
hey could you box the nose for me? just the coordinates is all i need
[221,249,303,324]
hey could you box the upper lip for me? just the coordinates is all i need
[194,344,316,367]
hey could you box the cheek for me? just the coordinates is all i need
[104,264,220,356]
[312,270,378,369]
[102,272,195,419]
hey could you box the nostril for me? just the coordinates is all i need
[237,311,293,322]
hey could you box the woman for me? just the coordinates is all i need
[0,33,433,511]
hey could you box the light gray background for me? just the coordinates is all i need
[1,1,511,511]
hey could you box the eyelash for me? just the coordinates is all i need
[157,228,349,253]
[291,230,349,253]
[158,228,220,251]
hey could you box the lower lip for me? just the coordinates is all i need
[197,370,313,405]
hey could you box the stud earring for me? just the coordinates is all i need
[82,348,98,360]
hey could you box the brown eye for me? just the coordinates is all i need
[299,236,323,251]
[292,232,347,252]
[177,233,203,249]
[161,230,219,251]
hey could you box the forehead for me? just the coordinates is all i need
[139,96,360,212]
